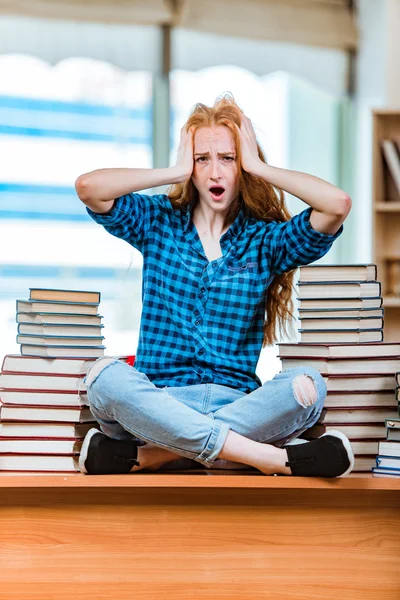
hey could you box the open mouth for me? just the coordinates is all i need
[209,186,225,198]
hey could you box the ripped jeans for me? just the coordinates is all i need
[85,358,326,467]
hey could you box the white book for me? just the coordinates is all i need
[278,342,400,358]
[0,403,94,423]
[306,423,386,439]
[0,439,82,455]
[353,456,377,472]
[0,454,79,472]
[299,264,377,283]
[299,317,383,331]
[378,441,400,457]
[324,392,397,409]
[299,330,383,344]
[0,390,88,407]
[280,356,400,375]
[320,408,398,424]
[0,422,96,439]
[297,281,381,299]
[298,298,382,310]
[323,375,395,392]
[350,440,379,455]
[298,308,384,319]
[1,354,97,375]
[0,373,86,391]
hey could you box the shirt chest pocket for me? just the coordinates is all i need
[217,261,259,288]
[227,261,258,275]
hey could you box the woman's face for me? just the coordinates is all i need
[191,125,239,214]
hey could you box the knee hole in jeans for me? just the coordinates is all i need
[293,375,317,408]
[85,356,118,388]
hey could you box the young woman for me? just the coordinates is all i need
[75,95,354,478]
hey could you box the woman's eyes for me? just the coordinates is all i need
[196,156,235,162]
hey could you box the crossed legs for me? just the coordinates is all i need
[85,358,324,475]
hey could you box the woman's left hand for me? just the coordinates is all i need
[235,116,263,174]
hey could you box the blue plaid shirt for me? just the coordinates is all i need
[87,193,342,392]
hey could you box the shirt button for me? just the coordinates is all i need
[195,320,200,326]
[198,349,204,356]
[200,286,206,293]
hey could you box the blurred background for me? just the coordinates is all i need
[0,0,399,381]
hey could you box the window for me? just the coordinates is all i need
[0,56,152,358]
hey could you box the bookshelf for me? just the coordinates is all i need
[372,110,400,341]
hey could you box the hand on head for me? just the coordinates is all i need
[173,109,262,186]
[234,115,262,175]
[175,126,195,180]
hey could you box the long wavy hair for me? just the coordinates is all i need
[168,94,295,346]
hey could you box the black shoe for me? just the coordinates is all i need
[79,428,140,475]
[283,430,354,478]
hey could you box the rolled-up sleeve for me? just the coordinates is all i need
[86,193,167,251]
[267,207,343,275]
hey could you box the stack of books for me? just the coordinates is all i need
[373,371,400,477]
[297,264,383,343]
[278,343,400,472]
[0,354,98,472]
[278,264,400,473]
[0,288,107,473]
[16,288,105,358]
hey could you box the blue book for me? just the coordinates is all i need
[20,345,105,358]
[375,455,400,470]
[17,323,104,338]
[372,466,400,477]
[17,300,99,314]
[17,312,102,326]
[17,334,105,347]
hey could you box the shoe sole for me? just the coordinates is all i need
[78,427,102,474]
[320,429,355,477]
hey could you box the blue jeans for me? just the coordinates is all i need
[85,358,326,467]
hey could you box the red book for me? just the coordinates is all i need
[0,402,95,423]
[1,354,96,376]
[1,354,135,375]
[0,390,88,407]
[0,422,97,439]
[0,454,80,472]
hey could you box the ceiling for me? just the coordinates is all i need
[0,0,358,50]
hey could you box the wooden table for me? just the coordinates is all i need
[0,472,399,600]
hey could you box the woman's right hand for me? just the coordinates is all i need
[174,126,194,181]
[75,126,195,212]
